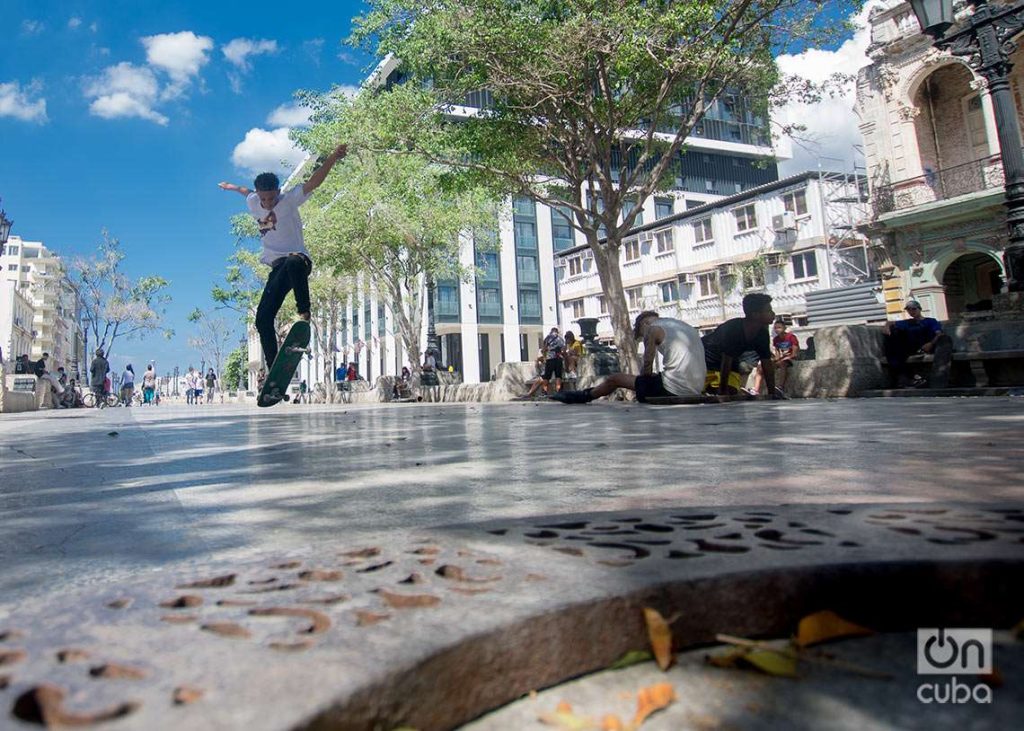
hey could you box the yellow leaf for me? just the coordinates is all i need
[741,649,799,678]
[796,610,874,648]
[539,701,596,730]
[632,682,677,727]
[600,714,625,731]
[609,650,653,670]
[642,607,673,671]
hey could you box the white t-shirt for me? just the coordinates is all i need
[650,318,706,396]
[121,369,135,386]
[246,186,313,266]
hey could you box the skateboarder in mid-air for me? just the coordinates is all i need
[218,143,348,368]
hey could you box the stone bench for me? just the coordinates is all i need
[0,373,41,413]
[903,348,1024,387]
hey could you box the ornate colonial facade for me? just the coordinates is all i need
[857,0,1020,318]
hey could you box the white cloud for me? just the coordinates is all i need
[21,20,44,36]
[775,4,876,176]
[303,38,325,66]
[222,38,279,70]
[267,103,312,128]
[90,22,98,33]
[222,38,279,93]
[69,17,82,30]
[141,31,213,99]
[231,127,306,174]
[0,80,48,123]
[83,62,168,125]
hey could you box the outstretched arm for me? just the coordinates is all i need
[218,182,251,197]
[302,144,348,195]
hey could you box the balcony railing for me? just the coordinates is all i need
[873,155,1005,216]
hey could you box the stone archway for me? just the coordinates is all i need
[941,252,1004,315]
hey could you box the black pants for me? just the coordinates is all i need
[885,331,952,387]
[256,254,312,367]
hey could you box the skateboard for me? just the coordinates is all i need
[258,321,311,408]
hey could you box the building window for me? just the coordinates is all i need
[623,200,643,227]
[436,283,460,318]
[598,295,608,314]
[697,272,719,299]
[551,206,575,251]
[654,229,674,254]
[660,280,679,303]
[478,287,502,318]
[5,245,17,255]
[733,204,757,232]
[7,264,15,271]
[518,289,541,319]
[378,303,386,335]
[693,219,713,246]
[783,190,808,216]
[965,94,988,155]
[655,197,674,220]
[626,286,644,310]
[624,239,641,262]
[516,254,540,284]
[570,299,585,319]
[568,256,583,277]
[792,251,819,280]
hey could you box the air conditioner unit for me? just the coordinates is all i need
[772,211,797,232]
[639,232,654,244]
[764,252,784,267]
[717,263,736,277]
[678,272,696,285]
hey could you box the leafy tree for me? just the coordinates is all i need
[68,231,172,361]
[352,0,860,370]
[222,343,248,391]
[187,309,236,390]
[293,91,502,379]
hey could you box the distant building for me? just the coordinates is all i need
[555,172,874,337]
[856,1,1017,319]
[0,235,83,372]
[0,281,35,364]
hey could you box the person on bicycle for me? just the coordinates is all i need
[90,349,109,407]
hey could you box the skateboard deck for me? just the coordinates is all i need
[258,321,311,408]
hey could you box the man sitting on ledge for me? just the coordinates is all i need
[550,311,705,404]
[883,299,952,388]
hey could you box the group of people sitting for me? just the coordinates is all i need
[551,293,786,404]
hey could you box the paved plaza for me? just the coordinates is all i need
[1,397,1023,729]
[2,397,1024,607]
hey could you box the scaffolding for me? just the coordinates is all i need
[816,160,873,289]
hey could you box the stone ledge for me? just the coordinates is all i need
[2,503,1021,730]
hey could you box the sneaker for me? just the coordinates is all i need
[773,386,789,399]
[912,375,928,389]
[741,387,758,396]
[549,389,593,404]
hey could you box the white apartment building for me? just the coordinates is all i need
[0,235,84,372]
[247,59,791,387]
[556,172,872,337]
[0,281,35,364]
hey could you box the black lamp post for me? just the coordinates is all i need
[910,0,1024,291]
[425,275,441,360]
[0,199,13,257]
[173,365,179,396]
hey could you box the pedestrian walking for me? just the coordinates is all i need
[205,368,217,403]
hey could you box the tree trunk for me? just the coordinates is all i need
[591,238,639,374]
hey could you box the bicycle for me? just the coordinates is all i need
[82,390,120,408]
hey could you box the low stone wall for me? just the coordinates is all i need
[0,371,40,413]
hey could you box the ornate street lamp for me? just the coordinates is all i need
[0,199,13,257]
[909,0,1024,291]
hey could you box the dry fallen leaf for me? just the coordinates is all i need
[740,650,799,679]
[796,610,873,648]
[609,650,653,670]
[632,682,677,727]
[642,608,673,671]
[538,700,595,730]
[705,646,748,669]
[601,714,626,730]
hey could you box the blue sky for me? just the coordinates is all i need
[1,0,370,375]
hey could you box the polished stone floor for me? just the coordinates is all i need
[2,397,1023,608]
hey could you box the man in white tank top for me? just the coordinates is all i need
[550,311,706,404]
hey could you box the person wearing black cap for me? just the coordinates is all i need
[882,300,950,388]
